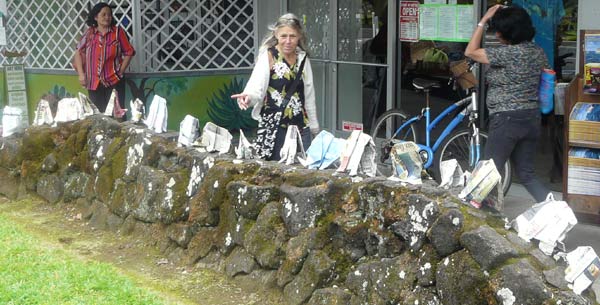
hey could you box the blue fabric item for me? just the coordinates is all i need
[512,0,565,69]
[303,130,346,170]
[539,69,555,114]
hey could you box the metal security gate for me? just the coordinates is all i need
[137,0,255,72]
[2,0,256,73]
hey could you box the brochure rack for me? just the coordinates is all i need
[563,31,600,223]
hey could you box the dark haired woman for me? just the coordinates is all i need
[465,5,550,202]
[72,2,135,113]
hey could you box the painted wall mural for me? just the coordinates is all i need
[206,77,257,132]
[3,72,252,132]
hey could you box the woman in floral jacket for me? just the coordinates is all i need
[232,13,319,161]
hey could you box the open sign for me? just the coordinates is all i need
[400,1,419,42]
[401,6,418,17]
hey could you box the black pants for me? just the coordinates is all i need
[485,108,550,202]
[88,79,126,113]
[270,126,312,161]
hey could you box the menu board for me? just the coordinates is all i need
[419,4,475,42]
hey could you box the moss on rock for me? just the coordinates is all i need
[19,126,56,164]
[244,201,288,270]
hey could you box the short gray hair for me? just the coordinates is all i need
[260,13,308,53]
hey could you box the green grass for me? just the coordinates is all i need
[0,214,167,305]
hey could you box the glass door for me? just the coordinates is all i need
[288,0,392,134]
[336,0,390,133]
[288,0,334,132]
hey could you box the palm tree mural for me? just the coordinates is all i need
[207,77,257,132]
[47,85,73,99]
[125,78,188,106]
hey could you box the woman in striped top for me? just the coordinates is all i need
[73,2,135,113]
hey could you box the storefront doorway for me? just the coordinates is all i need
[286,0,569,191]
[288,0,395,135]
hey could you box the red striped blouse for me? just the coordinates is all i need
[76,25,136,90]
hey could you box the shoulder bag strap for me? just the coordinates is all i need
[280,55,306,110]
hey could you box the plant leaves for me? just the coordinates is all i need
[207,77,257,132]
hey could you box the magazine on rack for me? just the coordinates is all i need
[583,33,600,94]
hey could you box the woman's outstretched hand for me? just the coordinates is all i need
[231,93,250,110]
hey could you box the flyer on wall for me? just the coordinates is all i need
[583,32,600,95]
[400,1,419,42]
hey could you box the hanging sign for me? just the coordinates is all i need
[400,1,420,42]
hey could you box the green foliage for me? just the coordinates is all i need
[153,78,189,105]
[48,85,73,99]
[0,215,166,305]
[207,77,258,132]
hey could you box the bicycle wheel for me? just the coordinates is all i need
[432,129,512,195]
[370,109,419,177]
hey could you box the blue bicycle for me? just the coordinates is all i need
[370,77,512,194]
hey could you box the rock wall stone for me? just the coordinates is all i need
[0,115,596,305]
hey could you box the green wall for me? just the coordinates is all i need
[3,71,253,132]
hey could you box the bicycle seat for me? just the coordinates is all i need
[412,78,441,90]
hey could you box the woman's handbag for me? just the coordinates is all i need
[449,59,478,90]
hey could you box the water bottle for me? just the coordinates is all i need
[539,69,556,114]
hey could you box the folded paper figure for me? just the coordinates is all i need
[53,97,80,123]
[178,115,200,147]
[104,91,114,117]
[54,93,97,124]
[78,92,99,117]
[357,138,377,177]
[337,130,376,177]
[298,130,346,170]
[337,130,361,173]
[439,159,464,188]
[564,246,600,295]
[144,95,168,133]
[104,89,127,119]
[235,129,254,160]
[389,141,422,184]
[33,99,54,126]
[458,159,501,208]
[2,106,26,137]
[200,122,232,154]
[279,125,306,165]
[510,193,577,255]
[130,98,145,123]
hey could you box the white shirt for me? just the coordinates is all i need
[242,47,319,133]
